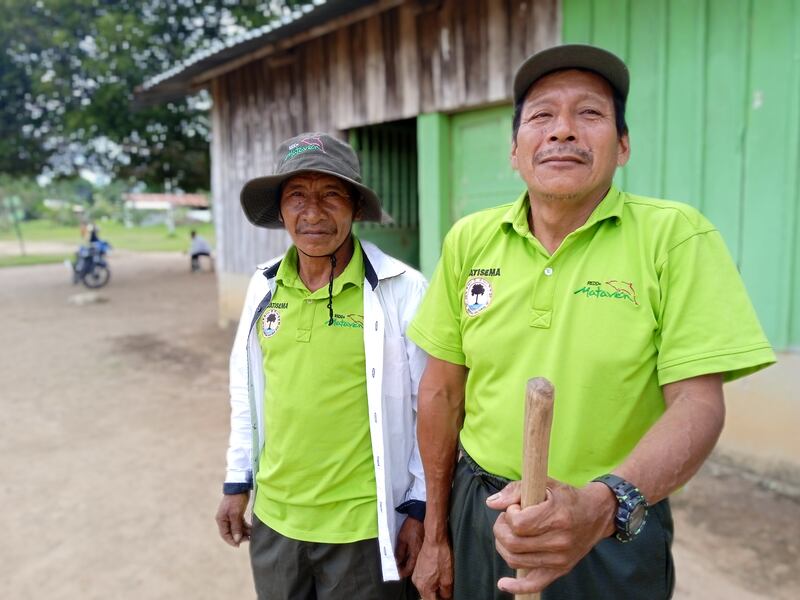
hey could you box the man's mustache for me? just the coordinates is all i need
[534,146,593,164]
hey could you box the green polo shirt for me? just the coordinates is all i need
[253,238,378,543]
[408,187,775,485]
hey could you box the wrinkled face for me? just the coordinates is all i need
[279,172,360,257]
[511,69,630,204]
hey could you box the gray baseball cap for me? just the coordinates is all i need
[240,133,391,229]
[513,44,629,105]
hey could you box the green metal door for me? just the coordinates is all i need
[450,105,525,221]
[350,120,419,267]
[564,0,800,349]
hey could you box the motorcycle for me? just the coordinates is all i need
[68,239,111,288]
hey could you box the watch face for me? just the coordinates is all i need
[628,503,647,535]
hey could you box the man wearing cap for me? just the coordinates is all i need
[408,45,774,599]
[215,133,427,599]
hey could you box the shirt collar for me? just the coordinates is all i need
[276,236,364,295]
[501,185,624,238]
[584,185,624,229]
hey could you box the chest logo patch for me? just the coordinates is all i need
[464,277,493,316]
[573,280,639,305]
[327,313,365,329]
[262,309,281,337]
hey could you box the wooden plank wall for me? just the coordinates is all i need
[211,0,559,275]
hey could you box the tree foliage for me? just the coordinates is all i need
[0,0,305,190]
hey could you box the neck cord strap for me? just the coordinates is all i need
[295,234,351,327]
[327,254,337,326]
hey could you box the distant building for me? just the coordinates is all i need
[122,193,211,226]
[43,198,85,214]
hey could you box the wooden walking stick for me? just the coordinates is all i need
[516,377,555,600]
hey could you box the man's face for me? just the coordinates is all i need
[511,69,630,204]
[279,172,360,256]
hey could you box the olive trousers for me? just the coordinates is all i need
[249,514,417,600]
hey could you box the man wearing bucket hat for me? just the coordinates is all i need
[408,45,774,599]
[215,133,427,599]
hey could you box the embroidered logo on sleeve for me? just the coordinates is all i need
[464,277,493,316]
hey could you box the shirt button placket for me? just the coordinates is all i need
[530,262,557,328]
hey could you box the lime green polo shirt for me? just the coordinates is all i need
[253,238,378,543]
[407,187,775,485]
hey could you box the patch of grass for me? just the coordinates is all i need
[0,220,216,252]
[0,221,78,243]
[0,254,71,268]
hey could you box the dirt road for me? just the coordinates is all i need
[1,252,251,599]
[1,251,798,599]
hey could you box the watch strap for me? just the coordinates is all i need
[592,473,648,542]
[592,473,629,499]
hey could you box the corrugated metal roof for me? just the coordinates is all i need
[134,0,377,107]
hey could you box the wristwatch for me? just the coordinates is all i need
[591,474,648,542]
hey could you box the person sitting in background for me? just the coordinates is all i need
[189,230,213,272]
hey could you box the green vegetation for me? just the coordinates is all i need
[1,0,305,189]
[0,220,215,253]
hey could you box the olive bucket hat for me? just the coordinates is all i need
[240,133,392,229]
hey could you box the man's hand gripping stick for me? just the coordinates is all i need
[516,377,554,600]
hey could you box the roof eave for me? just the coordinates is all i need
[133,0,382,109]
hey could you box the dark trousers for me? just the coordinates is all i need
[190,252,210,271]
[249,514,417,600]
[451,455,675,600]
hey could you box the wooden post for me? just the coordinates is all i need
[516,377,555,600]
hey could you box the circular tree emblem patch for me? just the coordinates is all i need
[262,309,281,337]
[464,277,493,316]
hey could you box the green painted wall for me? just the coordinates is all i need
[417,107,524,276]
[417,113,454,276]
[449,106,524,222]
[563,0,800,350]
[350,121,420,267]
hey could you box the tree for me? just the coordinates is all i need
[471,283,485,304]
[0,0,305,190]
[0,2,50,176]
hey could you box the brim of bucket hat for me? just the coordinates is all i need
[240,168,392,229]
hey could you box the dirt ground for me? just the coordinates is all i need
[1,250,798,600]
